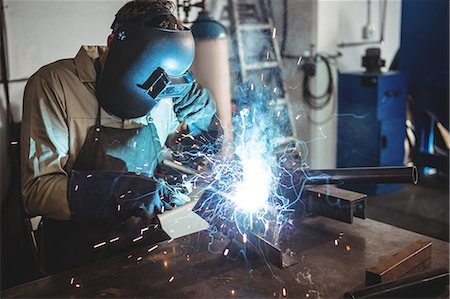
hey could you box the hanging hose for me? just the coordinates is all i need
[302,54,334,110]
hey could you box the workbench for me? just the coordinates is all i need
[2,217,449,298]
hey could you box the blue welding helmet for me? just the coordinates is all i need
[97,19,195,119]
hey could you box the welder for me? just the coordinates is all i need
[20,0,217,273]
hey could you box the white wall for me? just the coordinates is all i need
[0,0,127,206]
[4,0,125,121]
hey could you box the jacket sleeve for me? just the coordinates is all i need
[21,74,71,220]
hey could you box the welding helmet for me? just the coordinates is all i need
[97,12,195,119]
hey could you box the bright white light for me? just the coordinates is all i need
[229,157,272,212]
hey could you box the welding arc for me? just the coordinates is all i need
[299,166,418,185]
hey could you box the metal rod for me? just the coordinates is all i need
[298,166,418,185]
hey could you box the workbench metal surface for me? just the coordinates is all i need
[3,217,449,298]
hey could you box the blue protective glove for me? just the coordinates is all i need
[68,170,192,225]
[68,170,170,225]
[173,82,217,135]
[137,181,191,220]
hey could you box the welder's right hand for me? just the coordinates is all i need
[136,184,192,220]
[68,170,162,225]
[135,184,173,220]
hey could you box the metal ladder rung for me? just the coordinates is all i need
[238,23,271,31]
[268,98,289,106]
[243,61,279,71]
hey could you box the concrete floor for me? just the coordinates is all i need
[366,175,449,242]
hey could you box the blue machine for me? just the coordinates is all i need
[337,71,407,194]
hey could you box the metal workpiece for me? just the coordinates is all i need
[303,185,368,224]
[366,240,433,286]
[2,217,448,298]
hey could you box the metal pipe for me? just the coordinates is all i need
[289,166,418,186]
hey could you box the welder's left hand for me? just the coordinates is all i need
[168,192,191,207]
[137,184,191,220]
[173,82,216,136]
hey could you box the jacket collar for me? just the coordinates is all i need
[74,46,106,83]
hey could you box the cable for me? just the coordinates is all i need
[302,54,334,110]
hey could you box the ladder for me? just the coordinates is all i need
[227,0,293,137]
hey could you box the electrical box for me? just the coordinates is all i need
[337,71,407,194]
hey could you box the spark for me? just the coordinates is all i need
[334,239,339,246]
[10,141,18,145]
[168,239,174,243]
[86,174,92,178]
[74,184,79,192]
[117,204,121,212]
[109,236,120,243]
[133,236,143,242]
[168,276,175,283]
[231,289,235,295]
[93,241,106,249]
[164,261,168,267]
[296,115,301,120]
[141,227,149,235]
[242,233,247,244]
[282,287,287,297]
[70,277,74,285]
[75,283,81,288]
[345,245,351,251]
[127,254,132,259]
[182,133,195,141]
[163,251,167,255]
[272,27,277,39]
[174,160,182,166]
[297,56,303,65]
[148,245,158,252]
[223,248,230,256]
[120,194,125,199]
[136,256,143,262]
